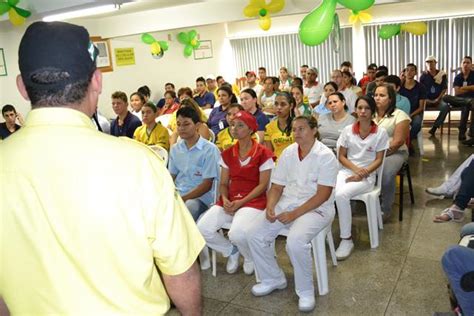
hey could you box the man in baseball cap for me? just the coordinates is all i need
[1,21,204,315]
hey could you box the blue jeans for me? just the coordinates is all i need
[410,114,423,140]
[185,199,209,222]
[443,95,474,135]
[442,245,474,315]
[454,160,474,210]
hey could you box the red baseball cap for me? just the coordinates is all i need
[233,111,258,133]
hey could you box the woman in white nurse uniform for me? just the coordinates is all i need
[247,115,338,313]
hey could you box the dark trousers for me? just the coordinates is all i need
[455,160,474,209]
[443,95,474,135]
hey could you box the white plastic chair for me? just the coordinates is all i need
[210,221,337,296]
[350,150,387,249]
[208,128,216,143]
[149,145,168,165]
[417,130,424,155]
[156,113,172,128]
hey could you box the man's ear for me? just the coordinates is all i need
[90,69,103,96]
[16,75,30,101]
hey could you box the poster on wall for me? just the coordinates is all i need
[194,40,213,60]
[90,36,113,72]
[115,48,135,66]
[0,49,7,76]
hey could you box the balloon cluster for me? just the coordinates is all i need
[378,22,427,40]
[141,33,169,60]
[177,30,201,57]
[0,0,31,26]
[243,0,285,31]
[299,0,375,46]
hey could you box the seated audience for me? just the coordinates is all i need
[168,107,221,221]
[358,63,377,95]
[159,90,180,116]
[197,111,274,275]
[426,154,474,198]
[243,71,263,96]
[291,85,312,117]
[318,92,356,150]
[247,115,338,313]
[130,92,146,120]
[169,98,210,146]
[419,56,449,137]
[177,86,194,102]
[194,76,216,109]
[340,61,357,86]
[384,75,411,115]
[342,70,363,97]
[259,77,277,116]
[374,84,410,220]
[208,86,234,136]
[0,104,23,140]
[279,66,292,91]
[443,56,474,143]
[399,63,427,148]
[366,67,388,97]
[258,67,267,84]
[216,103,245,151]
[434,158,474,222]
[442,223,474,316]
[206,74,218,98]
[156,82,177,108]
[133,102,169,150]
[313,82,337,117]
[110,91,142,138]
[304,67,324,108]
[240,88,269,142]
[264,92,296,159]
[334,96,389,260]
[137,85,151,102]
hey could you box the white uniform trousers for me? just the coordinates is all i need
[248,207,334,298]
[197,205,262,260]
[335,170,374,239]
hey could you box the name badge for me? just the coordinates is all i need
[218,120,225,130]
[463,81,468,87]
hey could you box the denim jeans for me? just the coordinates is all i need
[431,99,450,129]
[185,198,209,222]
[410,114,423,140]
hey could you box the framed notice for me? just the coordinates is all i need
[114,48,135,66]
[194,40,213,60]
[90,36,113,72]
[0,48,7,76]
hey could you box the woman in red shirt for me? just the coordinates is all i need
[197,111,275,275]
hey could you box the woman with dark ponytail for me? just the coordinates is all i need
[263,91,296,159]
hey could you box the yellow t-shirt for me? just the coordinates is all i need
[0,108,204,315]
[264,120,294,159]
[216,127,257,151]
[134,122,170,151]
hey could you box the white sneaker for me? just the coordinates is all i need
[226,251,240,274]
[335,239,354,261]
[298,296,316,312]
[425,186,453,198]
[199,247,211,270]
[251,278,287,297]
[243,259,254,275]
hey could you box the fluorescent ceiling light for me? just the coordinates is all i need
[43,4,119,22]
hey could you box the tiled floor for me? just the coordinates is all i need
[168,128,474,315]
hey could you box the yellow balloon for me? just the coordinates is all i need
[259,15,271,31]
[9,9,25,26]
[401,22,427,36]
[151,42,161,55]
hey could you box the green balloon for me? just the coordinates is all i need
[299,0,337,46]
[177,32,189,44]
[337,0,374,12]
[378,24,401,40]
[158,41,169,51]
[188,29,197,40]
[184,45,193,57]
[141,33,155,44]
